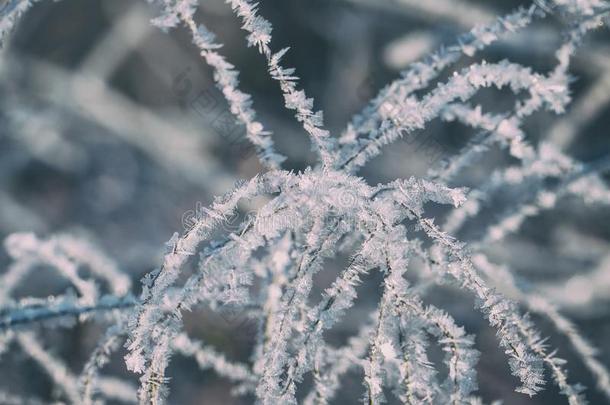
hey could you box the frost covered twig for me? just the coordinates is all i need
[227,0,336,166]
[1,0,609,404]
[152,0,286,169]
[0,294,135,330]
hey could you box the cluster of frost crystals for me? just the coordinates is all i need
[149,0,286,169]
[227,0,337,166]
[1,0,610,404]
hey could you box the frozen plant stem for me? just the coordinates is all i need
[0,1,610,405]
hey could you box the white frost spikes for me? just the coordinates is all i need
[1,1,609,405]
